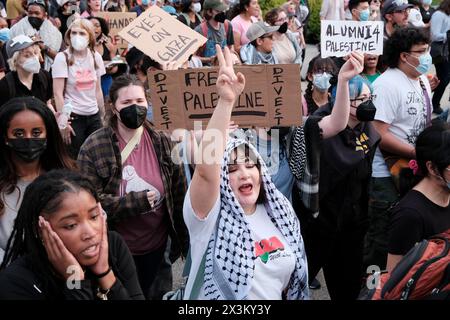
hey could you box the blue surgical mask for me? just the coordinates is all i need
[422,0,432,5]
[406,52,432,75]
[142,0,149,5]
[359,9,370,21]
[312,72,332,92]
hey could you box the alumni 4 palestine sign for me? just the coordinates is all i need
[148,64,303,131]
[118,5,206,65]
[320,20,384,58]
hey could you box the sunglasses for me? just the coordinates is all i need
[28,0,47,7]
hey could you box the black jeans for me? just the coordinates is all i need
[69,112,103,159]
[363,177,399,272]
[133,244,166,300]
[302,214,368,300]
[432,59,450,111]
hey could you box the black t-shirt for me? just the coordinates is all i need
[0,70,53,107]
[388,190,450,255]
[420,6,436,24]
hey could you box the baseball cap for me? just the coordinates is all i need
[408,8,425,27]
[5,35,41,59]
[203,0,228,12]
[246,21,280,42]
[382,0,413,16]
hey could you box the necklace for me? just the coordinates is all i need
[403,70,432,126]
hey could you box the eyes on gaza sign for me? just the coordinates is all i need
[118,6,207,65]
[320,20,384,58]
[148,64,303,131]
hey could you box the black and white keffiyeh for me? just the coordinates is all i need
[203,139,309,300]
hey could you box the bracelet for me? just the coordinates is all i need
[92,266,112,279]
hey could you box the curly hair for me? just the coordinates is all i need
[383,27,430,68]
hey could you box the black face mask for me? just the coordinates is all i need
[356,100,376,122]
[28,17,44,30]
[6,138,47,163]
[277,22,288,34]
[118,104,147,129]
[214,12,227,23]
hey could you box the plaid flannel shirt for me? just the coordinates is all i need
[77,123,189,259]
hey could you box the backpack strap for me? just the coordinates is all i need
[62,51,70,97]
[5,72,15,99]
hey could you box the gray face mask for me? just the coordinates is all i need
[22,56,41,74]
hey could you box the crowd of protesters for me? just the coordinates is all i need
[0,0,448,301]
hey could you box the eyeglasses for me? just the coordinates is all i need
[393,8,410,14]
[409,48,430,54]
[350,94,376,103]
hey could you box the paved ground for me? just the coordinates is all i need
[170,44,449,300]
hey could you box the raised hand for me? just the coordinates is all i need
[215,45,245,103]
[338,51,364,82]
[39,216,84,281]
[89,204,110,276]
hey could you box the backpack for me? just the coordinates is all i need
[364,229,450,300]
[5,70,49,100]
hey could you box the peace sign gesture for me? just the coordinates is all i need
[215,45,246,103]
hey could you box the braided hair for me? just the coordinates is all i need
[304,55,338,115]
[0,170,99,294]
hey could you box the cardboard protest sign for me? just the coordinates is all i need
[118,6,207,65]
[96,12,137,56]
[148,64,302,131]
[320,20,384,58]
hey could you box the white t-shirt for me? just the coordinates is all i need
[371,68,431,177]
[183,188,296,300]
[52,50,106,116]
[0,180,31,264]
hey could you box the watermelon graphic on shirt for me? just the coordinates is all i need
[254,236,284,263]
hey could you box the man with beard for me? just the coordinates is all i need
[10,0,62,71]
[382,0,413,41]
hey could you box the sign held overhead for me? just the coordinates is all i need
[149,64,303,131]
[118,6,207,65]
[320,20,384,58]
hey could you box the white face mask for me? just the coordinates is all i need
[71,35,89,51]
[22,56,41,74]
[192,2,201,13]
